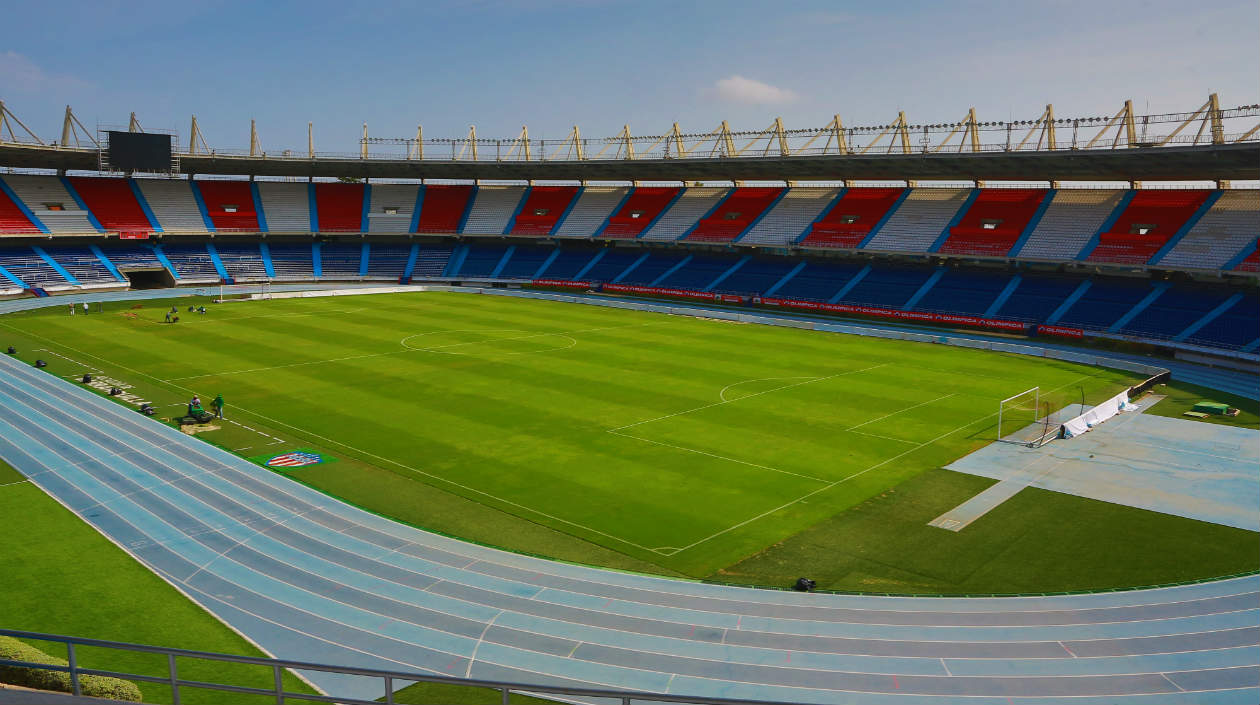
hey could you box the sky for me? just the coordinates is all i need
[1,0,1257,155]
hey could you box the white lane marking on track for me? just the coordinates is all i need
[0,479,30,488]
[466,609,505,677]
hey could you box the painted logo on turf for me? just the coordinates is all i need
[266,451,324,468]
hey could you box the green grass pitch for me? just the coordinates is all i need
[1,290,1255,596]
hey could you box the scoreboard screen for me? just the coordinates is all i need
[108,131,173,172]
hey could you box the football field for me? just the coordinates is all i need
[2,290,1250,587]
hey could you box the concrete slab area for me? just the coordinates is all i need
[945,400,1260,532]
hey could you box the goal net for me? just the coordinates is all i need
[998,386,1094,447]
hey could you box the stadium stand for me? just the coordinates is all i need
[0,181,41,233]
[1085,190,1213,265]
[1236,244,1260,272]
[712,257,800,294]
[578,248,641,280]
[497,245,553,278]
[1012,190,1125,261]
[990,273,1084,322]
[455,244,510,277]
[255,182,311,232]
[508,186,580,235]
[266,243,315,280]
[44,247,121,285]
[1054,278,1156,330]
[365,242,411,278]
[639,187,728,241]
[410,245,453,277]
[365,184,420,233]
[937,188,1048,257]
[1119,287,1235,339]
[600,187,681,238]
[214,242,268,281]
[863,188,971,252]
[1157,190,1260,270]
[0,174,99,233]
[98,244,164,272]
[1184,293,1259,348]
[159,243,221,281]
[194,181,261,231]
[416,185,475,234]
[798,187,906,249]
[771,260,868,301]
[655,253,742,289]
[313,183,366,231]
[535,248,597,278]
[65,177,155,232]
[684,187,784,242]
[738,187,839,246]
[134,179,209,233]
[462,186,525,234]
[0,248,70,288]
[318,243,364,278]
[913,268,1012,314]
[838,264,935,307]
[615,250,689,284]
[553,187,628,238]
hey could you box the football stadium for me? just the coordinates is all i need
[0,3,1258,704]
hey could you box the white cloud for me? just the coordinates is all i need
[0,51,91,93]
[714,75,797,105]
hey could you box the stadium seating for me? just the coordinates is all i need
[600,187,681,238]
[863,188,972,252]
[1054,279,1155,330]
[615,250,689,284]
[497,246,553,278]
[97,245,164,272]
[455,244,510,277]
[655,254,741,289]
[639,187,729,241]
[738,187,840,246]
[1085,190,1213,265]
[1235,244,1260,272]
[799,187,905,249]
[45,248,121,285]
[255,182,311,232]
[1184,293,1259,348]
[553,187,628,238]
[0,183,41,233]
[913,269,1012,314]
[1119,287,1234,339]
[318,243,363,278]
[0,249,69,288]
[66,177,154,233]
[410,246,453,278]
[365,184,420,233]
[684,187,783,242]
[937,189,1048,257]
[838,265,934,307]
[1012,190,1124,261]
[462,186,526,234]
[1157,190,1259,270]
[771,260,868,301]
[535,248,598,279]
[195,181,261,231]
[508,186,580,235]
[214,242,268,280]
[579,249,642,280]
[160,243,221,281]
[267,243,314,279]
[0,175,98,233]
[134,179,208,233]
[713,257,801,295]
[313,183,365,232]
[416,185,475,233]
[365,243,411,278]
[991,274,1084,322]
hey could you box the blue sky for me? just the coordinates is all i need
[2,0,1256,154]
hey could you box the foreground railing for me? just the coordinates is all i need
[0,628,800,705]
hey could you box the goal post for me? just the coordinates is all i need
[997,386,1039,443]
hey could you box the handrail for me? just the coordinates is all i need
[0,627,805,705]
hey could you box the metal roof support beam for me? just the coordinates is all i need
[361,123,368,159]
[0,101,45,145]
[409,125,423,160]
[128,112,143,133]
[249,119,260,157]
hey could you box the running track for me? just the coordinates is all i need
[0,292,1257,703]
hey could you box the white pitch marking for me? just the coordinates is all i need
[845,392,957,431]
[0,479,30,488]
[718,376,820,403]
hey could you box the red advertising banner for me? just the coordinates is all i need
[529,279,592,289]
[602,283,726,302]
[1036,324,1085,338]
[119,231,150,240]
[754,296,1028,332]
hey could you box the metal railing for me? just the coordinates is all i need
[0,628,803,705]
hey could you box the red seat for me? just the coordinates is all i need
[416,185,475,233]
[509,186,580,235]
[800,188,904,248]
[1087,190,1211,265]
[67,177,152,231]
[601,187,681,238]
[0,185,39,233]
[196,181,260,231]
[313,183,364,231]
[685,187,782,242]
[936,189,1047,256]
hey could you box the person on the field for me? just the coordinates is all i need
[212,393,224,419]
[82,302,89,314]
[165,311,172,323]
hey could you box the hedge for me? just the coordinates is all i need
[0,635,142,701]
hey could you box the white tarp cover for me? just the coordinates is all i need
[1061,390,1132,437]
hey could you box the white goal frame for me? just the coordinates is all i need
[997,386,1040,443]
